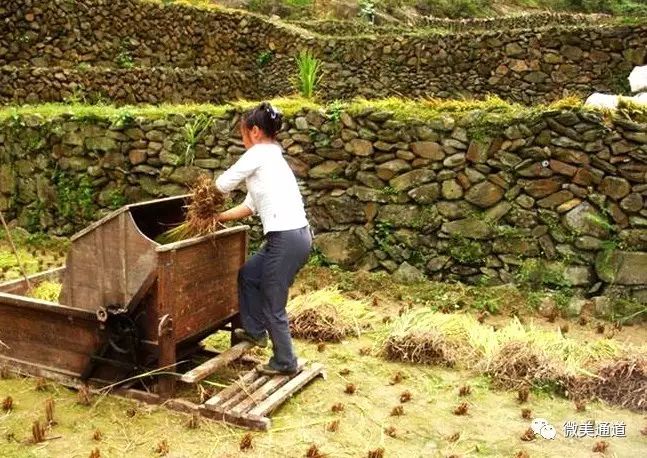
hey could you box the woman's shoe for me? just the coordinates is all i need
[256,363,298,376]
[233,328,268,348]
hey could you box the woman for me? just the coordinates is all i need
[215,102,312,376]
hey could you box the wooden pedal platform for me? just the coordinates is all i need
[199,360,325,430]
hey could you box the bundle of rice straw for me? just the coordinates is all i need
[568,356,647,412]
[482,340,564,390]
[157,175,228,244]
[378,310,480,367]
[287,287,374,342]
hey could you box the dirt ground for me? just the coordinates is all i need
[1,235,646,457]
[1,334,646,457]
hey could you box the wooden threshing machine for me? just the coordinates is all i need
[0,196,323,430]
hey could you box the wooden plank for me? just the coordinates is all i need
[229,359,309,414]
[123,270,157,314]
[0,300,102,375]
[248,364,325,417]
[204,370,260,407]
[230,375,290,414]
[155,226,249,253]
[0,291,96,320]
[199,405,270,431]
[0,267,65,295]
[163,230,246,343]
[180,341,252,384]
[156,249,177,398]
[217,375,271,411]
[61,206,158,312]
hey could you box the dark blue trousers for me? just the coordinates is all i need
[238,226,312,371]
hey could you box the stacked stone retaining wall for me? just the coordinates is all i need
[2,102,647,300]
[1,0,645,104]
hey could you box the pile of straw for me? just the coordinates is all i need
[379,309,624,395]
[382,332,459,367]
[157,175,228,244]
[569,356,647,412]
[378,310,481,367]
[482,340,564,390]
[287,287,373,342]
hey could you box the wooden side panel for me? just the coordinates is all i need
[162,230,246,343]
[0,296,102,376]
[156,250,177,398]
[0,267,65,295]
[59,212,156,311]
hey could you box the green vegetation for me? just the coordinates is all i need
[52,170,98,225]
[115,50,134,69]
[181,114,211,166]
[448,236,486,264]
[0,95,633,129]
[256,50,274,67]
[26,280,62,302]
[151,0,647,20]
[294,50,322,99]
[515,259,571,291]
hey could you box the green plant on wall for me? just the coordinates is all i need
[182,115,211,166]
[257,50,273,67]
[53,170,97,224]
[110,110,135,129]
[105,188,128,210]
[374,221,395,251]
[325,100,345,123]
[515,259,571,291]
[115,38,135,69]
[448,236,485,264]
[358,0,376,23]
[294,50,321,99]
[116,50,134,69]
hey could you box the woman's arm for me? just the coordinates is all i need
[218,203,253,223]
[215,150,260,193]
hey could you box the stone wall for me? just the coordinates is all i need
[2,102,647,299]
[0,66,256,105]
[291,12,613,36]
[1,0,646,104]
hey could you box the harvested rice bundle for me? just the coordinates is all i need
[287,287,373,342]
[573,356,647,412]
[156,175,228,244]
[382,331,459,367]
[481,340,564,390]
[486,318,619,376]
[378,309,481,366]
[26,281,62,303]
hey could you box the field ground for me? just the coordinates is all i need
[0,231,646,457]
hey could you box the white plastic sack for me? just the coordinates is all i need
[584,93,619,109]
[632,92,647,105]
[629,66,647,93]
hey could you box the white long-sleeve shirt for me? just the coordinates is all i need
[215,143,308,234]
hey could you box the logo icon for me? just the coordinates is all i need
[531,418,556,440]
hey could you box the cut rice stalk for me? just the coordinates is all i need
[156,175,229,244]
[287,287,374,342]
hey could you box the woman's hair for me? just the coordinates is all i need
[241,102,283,138]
